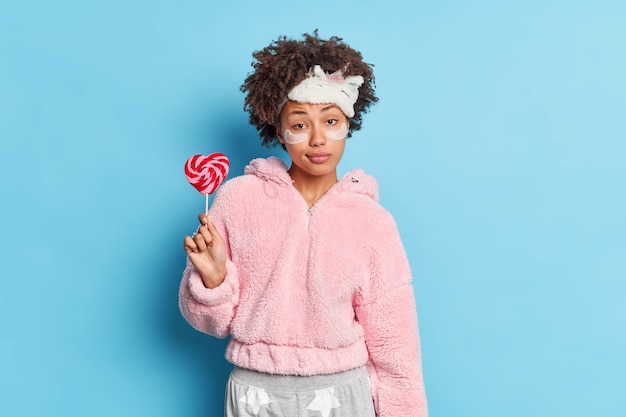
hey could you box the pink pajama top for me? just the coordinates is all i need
[179,157,428,416]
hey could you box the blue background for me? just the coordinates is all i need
[1,1,625,416]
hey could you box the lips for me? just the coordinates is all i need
[307,153,331,164]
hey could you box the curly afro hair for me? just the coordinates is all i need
[240,30,378,148]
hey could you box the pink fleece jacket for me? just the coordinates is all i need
[179,157,427,416]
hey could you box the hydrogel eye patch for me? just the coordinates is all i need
[326,123,348,141]
[282,123,348,144]
[283,129,308,144]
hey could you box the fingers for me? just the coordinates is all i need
[197,214,223,245]
[196,231,211,250]
[184,231,210,254]
[204,216,223,245]
[198,213,209,227]
[183,236,198,254]
[185,214,218,253]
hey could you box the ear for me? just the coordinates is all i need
[275,126,285,144]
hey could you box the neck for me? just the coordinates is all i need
[288,167,338,208]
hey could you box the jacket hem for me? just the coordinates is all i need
[225,338,370,376]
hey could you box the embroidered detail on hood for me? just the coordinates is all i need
[244,157,292,187]
[338,169,379,202]
[244,157,379,202]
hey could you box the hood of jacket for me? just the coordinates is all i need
[244,156,379,202]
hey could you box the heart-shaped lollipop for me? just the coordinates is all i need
[185,153,230,194]
[185,153,230,213]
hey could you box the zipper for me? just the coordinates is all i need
[306,207,312,228]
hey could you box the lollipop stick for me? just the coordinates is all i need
[205,194,209,217]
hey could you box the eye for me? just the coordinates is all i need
[326,118,338,126]
[292,123,306,130]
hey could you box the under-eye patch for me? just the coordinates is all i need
[326,123,348,141]
[283,129,308,144]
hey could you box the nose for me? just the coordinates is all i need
[309,125,326,147]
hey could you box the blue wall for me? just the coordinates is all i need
[1,1,624,416]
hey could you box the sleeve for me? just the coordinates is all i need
[178,258,239,338]
[354,214,428,417]
[177,183,240,339]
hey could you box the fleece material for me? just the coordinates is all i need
[179,157,428,416]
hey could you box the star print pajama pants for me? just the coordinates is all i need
[225,366,376,417]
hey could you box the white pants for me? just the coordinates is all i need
[225,366,376,417]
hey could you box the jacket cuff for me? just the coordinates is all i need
[187,260,238,306]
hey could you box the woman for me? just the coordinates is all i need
[179,31,428,417]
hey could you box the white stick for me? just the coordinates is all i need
[205,194,209,217]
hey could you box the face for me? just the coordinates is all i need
[277,101,349,183]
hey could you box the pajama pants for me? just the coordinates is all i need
[225,366,376,417]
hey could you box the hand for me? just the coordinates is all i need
[183,214,227,288]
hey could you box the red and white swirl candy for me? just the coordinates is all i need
[184,153,230,195]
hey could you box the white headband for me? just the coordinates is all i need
[286,65,364,118]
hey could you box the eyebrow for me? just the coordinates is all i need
[286,105,340,117]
